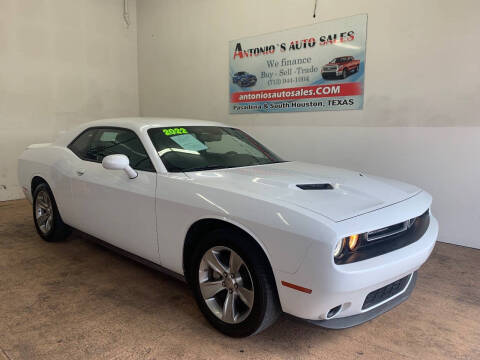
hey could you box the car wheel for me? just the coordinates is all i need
[355,65,359,73]
[190,228,280,337]
[33,183,71,242]
[342,69,348,78]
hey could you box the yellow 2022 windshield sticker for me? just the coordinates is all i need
[162,128,188,136]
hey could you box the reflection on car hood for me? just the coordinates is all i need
[187,161,421,222]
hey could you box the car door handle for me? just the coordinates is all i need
[76,169,85,176]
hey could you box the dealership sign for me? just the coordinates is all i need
[229,14,367,113]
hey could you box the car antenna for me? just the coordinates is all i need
[313,0,318,18]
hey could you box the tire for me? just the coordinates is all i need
[342,69,348,79]
[189,228,280,337]
[355,65,359,73]
[32,183,71,242]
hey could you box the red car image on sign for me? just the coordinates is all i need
[321,56,360,80]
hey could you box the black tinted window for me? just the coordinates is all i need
[68,129,96,159]
[69,128,155,172]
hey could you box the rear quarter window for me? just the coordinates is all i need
[68,129,96,159]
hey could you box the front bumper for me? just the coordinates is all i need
[276,210,438,322]
[321,70,341,77]
[239,79,256,87]
[309,271,417,329]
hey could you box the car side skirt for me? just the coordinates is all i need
[82,232,186,282]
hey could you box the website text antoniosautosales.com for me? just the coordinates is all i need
[231,83,362,103]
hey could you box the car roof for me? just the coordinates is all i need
[54,117,229,146]
[82,117,227,130]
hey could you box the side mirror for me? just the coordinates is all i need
[102,154,138,179]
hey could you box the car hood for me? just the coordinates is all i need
[188,161,421,222]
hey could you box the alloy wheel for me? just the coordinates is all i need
[35,190,53,234]
[198,246,254,324]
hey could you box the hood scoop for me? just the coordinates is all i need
[297,183,334,190]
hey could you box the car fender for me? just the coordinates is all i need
[183,214,275,271]
[18,146,77,224]
[18,149,55,201]
[179,186,336,274]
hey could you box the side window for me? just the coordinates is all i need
[70,128,155,172]
[68,129,97,159]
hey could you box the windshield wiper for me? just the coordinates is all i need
[182,164,227,172]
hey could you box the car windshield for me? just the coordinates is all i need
[236,72,246,75]
[332,57,349,63]
[148,126,286,172]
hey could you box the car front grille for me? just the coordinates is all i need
[367,218,415,242]
[323,66,337,71]
[362,274,411,310]
[335,210,430,265]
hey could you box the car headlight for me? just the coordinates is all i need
[333,238,345,258]
[334,234,362,259]
[347,234,359,251]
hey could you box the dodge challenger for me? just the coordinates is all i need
[17,118,438,337]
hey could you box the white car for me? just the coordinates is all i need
[18,118,438,337]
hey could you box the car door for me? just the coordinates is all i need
[67,127,158,263]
